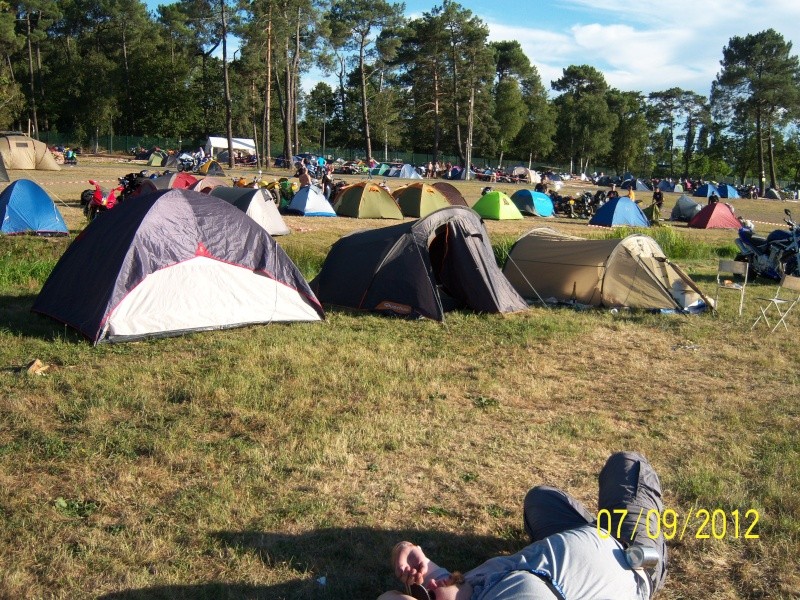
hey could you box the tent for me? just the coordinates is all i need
[472,190,523,220]
[189,176,228,194]
[621,178,651,191]
[657,180,674,192]
[688,202,741,229]
[693,183,719,197]
[510,189,554,217]
[432,182,469,207]
[0,135,60,170]
[0,179,68,236]
[716,183,740,198]
[670,195,702,222]
[198,159,225,176]
[369,163,391,176]
[163,154,178,169]
[32,189,322,344]
[152,171,198,190]
[210,187,291,235]
[588,196,649,227]
[765,188,782,200]
[502,227,712,311]
[673,183,684,193]
[0,155,9,182]
[508,166,539,184]
[204,137,257,159]
[311,206,527,320]
[399,164,423,179]
[392,183,451,218]
[286,185,337,216]
[147,150,169,167]
[333,182,403,219]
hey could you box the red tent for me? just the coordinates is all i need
[688,202,741,229]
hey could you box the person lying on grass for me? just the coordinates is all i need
[378,451,667,600]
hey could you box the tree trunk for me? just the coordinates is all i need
[292,8,301,155]
[755,107,766,196]
[359,36,372,162]
[451,45,465,163]
[262,8,272,168]
[221,0,234,169]
[433,66,440,163]
[766,119,778,190]
[464,84,474,179]
[25,13,38,139]
[121,26,132,134]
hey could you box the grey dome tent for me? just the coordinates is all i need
[311,206,527,320]
[502,227,712,311]
[210,187,291,235]
[670,195,702,222]
[32,189,323,344]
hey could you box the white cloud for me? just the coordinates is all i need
[484,0,800,96]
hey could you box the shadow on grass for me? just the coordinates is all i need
[98,526,520,600]
[0,293,85,342]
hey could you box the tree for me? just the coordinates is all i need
[712,29,800,192]
[606,90,649,175]
[648,87,710,178]
[439,0,495,170]
[327,0,404,162]
[511,72,555,166]
[491,40,529,166]
[552,65,616,174]
[394,10,449,161]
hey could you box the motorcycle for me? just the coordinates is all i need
[176,152,197,172]
[735,209,800,280]
[81,179,126,221]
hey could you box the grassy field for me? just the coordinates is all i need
[0,159,798,599]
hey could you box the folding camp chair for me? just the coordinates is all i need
[751,273,800,332]
[714,260,749,316]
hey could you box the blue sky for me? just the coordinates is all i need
[146,0,800,97]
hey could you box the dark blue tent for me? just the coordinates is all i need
[693,183,720,198]
[510,189,554,217]
[716,183,740,198]
[588,196,649,228]
[0,179,68,236]
[621,178,651,191]
[657,180,675,192]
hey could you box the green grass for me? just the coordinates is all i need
[1,216,799,599]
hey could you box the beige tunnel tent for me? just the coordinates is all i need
[502,227,712,310]
[0,135,60,170]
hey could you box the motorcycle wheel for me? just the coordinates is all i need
[177,163,185,172]
[734,254,758,280]
[784,256,800,277]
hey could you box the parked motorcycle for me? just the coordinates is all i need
[176,153,197,172]
[735,209,800,280]
[81,179,126,221]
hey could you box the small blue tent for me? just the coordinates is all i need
[287,185,337,216]
[510,189,554,217]
[588,196,649,228]
[693,183,720,198]
[716,183,740,198]
[657,180,675,192]
[621,178,651,191]
[0,179,68,236]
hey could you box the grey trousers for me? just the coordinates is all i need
[522,451,668,596]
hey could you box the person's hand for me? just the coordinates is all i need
[392,542,430,586]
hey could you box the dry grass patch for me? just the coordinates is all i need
[0,162,798,599]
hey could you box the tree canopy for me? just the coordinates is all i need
[1,1,799,184]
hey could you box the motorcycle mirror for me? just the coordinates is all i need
[785,208,791,216]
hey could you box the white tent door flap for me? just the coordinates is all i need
[104,256,320,338]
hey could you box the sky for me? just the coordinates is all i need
[146,0,800,97]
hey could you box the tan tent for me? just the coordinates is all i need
[0,135,60,170]
[502,227,712,310]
